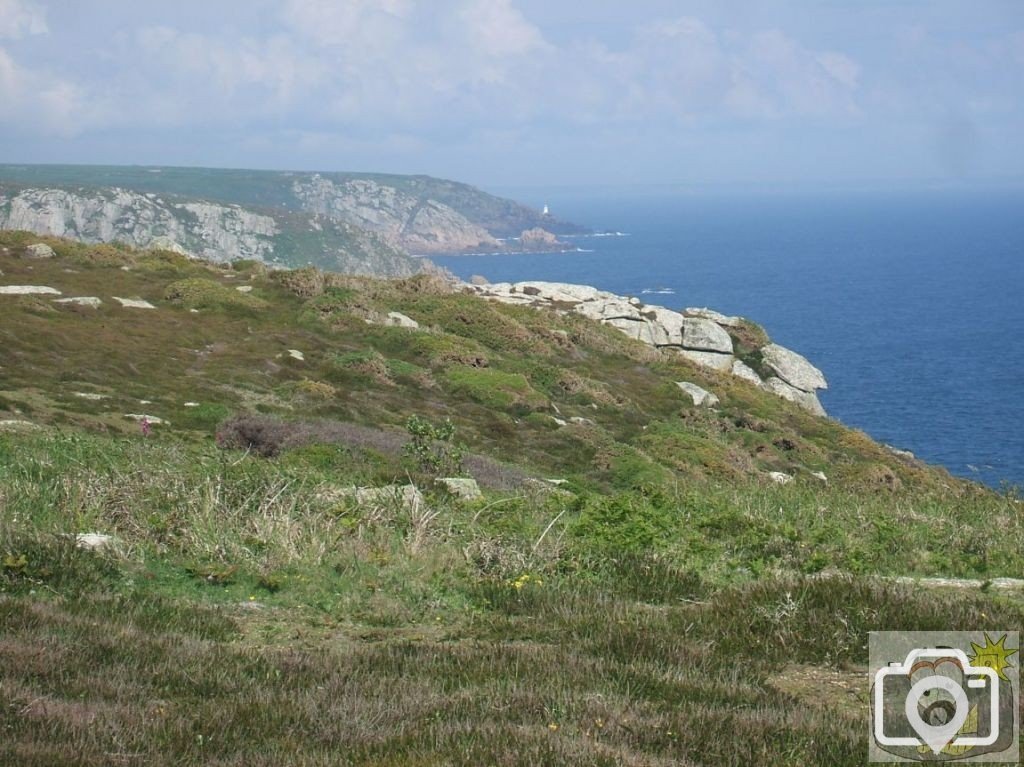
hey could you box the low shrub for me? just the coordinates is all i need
[271,266,326,298]
[402,415,465,476]
[443,366,548,412]
[164,278,267,311]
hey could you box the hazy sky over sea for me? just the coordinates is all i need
[1,0,1022,189]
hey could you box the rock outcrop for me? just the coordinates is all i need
[0,285,61,295]
[0,187,278,263]
[761,344,828,393]
[24,242,55,258]
[518,227,568,251]
[676,381,719,407]
[292,175,500,255]
[465,280,828,415]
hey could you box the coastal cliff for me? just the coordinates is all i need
[0,165,587,274]
[0,187,278,263]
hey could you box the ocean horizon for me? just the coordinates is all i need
[433,187,1024,490]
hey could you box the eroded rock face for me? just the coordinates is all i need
[763,377,826,417]
[732,359,763,385]
[292,175,500,254]
[466,279,829,415]
[681,318,733,354]
[761,344,827,393]
[678,349,734,371]
[0,187,278,263]
[684,307,742,327]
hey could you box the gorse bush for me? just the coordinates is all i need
[402,415,465,477]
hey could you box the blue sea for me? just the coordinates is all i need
[432,188,1024,490]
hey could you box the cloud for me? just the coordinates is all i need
[0,47,93,136]
[0,0,47,39]
[457,0,546,58]
[281,0,412,52]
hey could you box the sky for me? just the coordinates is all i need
[0,0,1022,189]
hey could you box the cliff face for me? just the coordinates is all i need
[0,185,423,277]
[291,175,501,254]
[0,187,278,263]
[0,165,591,274]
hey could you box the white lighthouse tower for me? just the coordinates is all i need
[542,204,550,216]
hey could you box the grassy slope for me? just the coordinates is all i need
[1,232,1021,765]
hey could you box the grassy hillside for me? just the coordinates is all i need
[1,232,1021,765]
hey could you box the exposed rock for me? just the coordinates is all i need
[147,236,189,255]
[769,471,794,485]
[810,471,828,483]
[888,576,1024,591]
[764,377,827,417]
[74,392,107,400]
[287,349,305,361]
[683,307,742,327]
[604,316,659,345]
[513,281,610,304]
[518,227,566,251]
[731,359,763,385]
[469,274,489,285]
[884,444,916,460]
[575,298,643,322]
[761,344,827,393]
[54,296,101,307]
[678,349,735,371]
[643,306,685,346]
[0,187,278,263]
[75,533,117,551]
[681,317,733,354]
[466,280,825,412]
[675,381,720,407]
[112,296,155,309]
[24,242,55,259]
[292,175,500,254]
[124,414,165,424]
[0,419,40,431]
[436,477,483,500]
[569,416,596,426]
[236,285,253,293]
[0,285,61,295]
[319,484,425,511]
[385,311,419,329]
[184,402,200,407]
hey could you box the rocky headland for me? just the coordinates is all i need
[465,280,828,415]
[0,165,588,274]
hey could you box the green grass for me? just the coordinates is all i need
[1,233,1022,764]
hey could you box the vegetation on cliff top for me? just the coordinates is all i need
[1,231,1021,766]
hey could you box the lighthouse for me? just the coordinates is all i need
[542,204,550,216]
